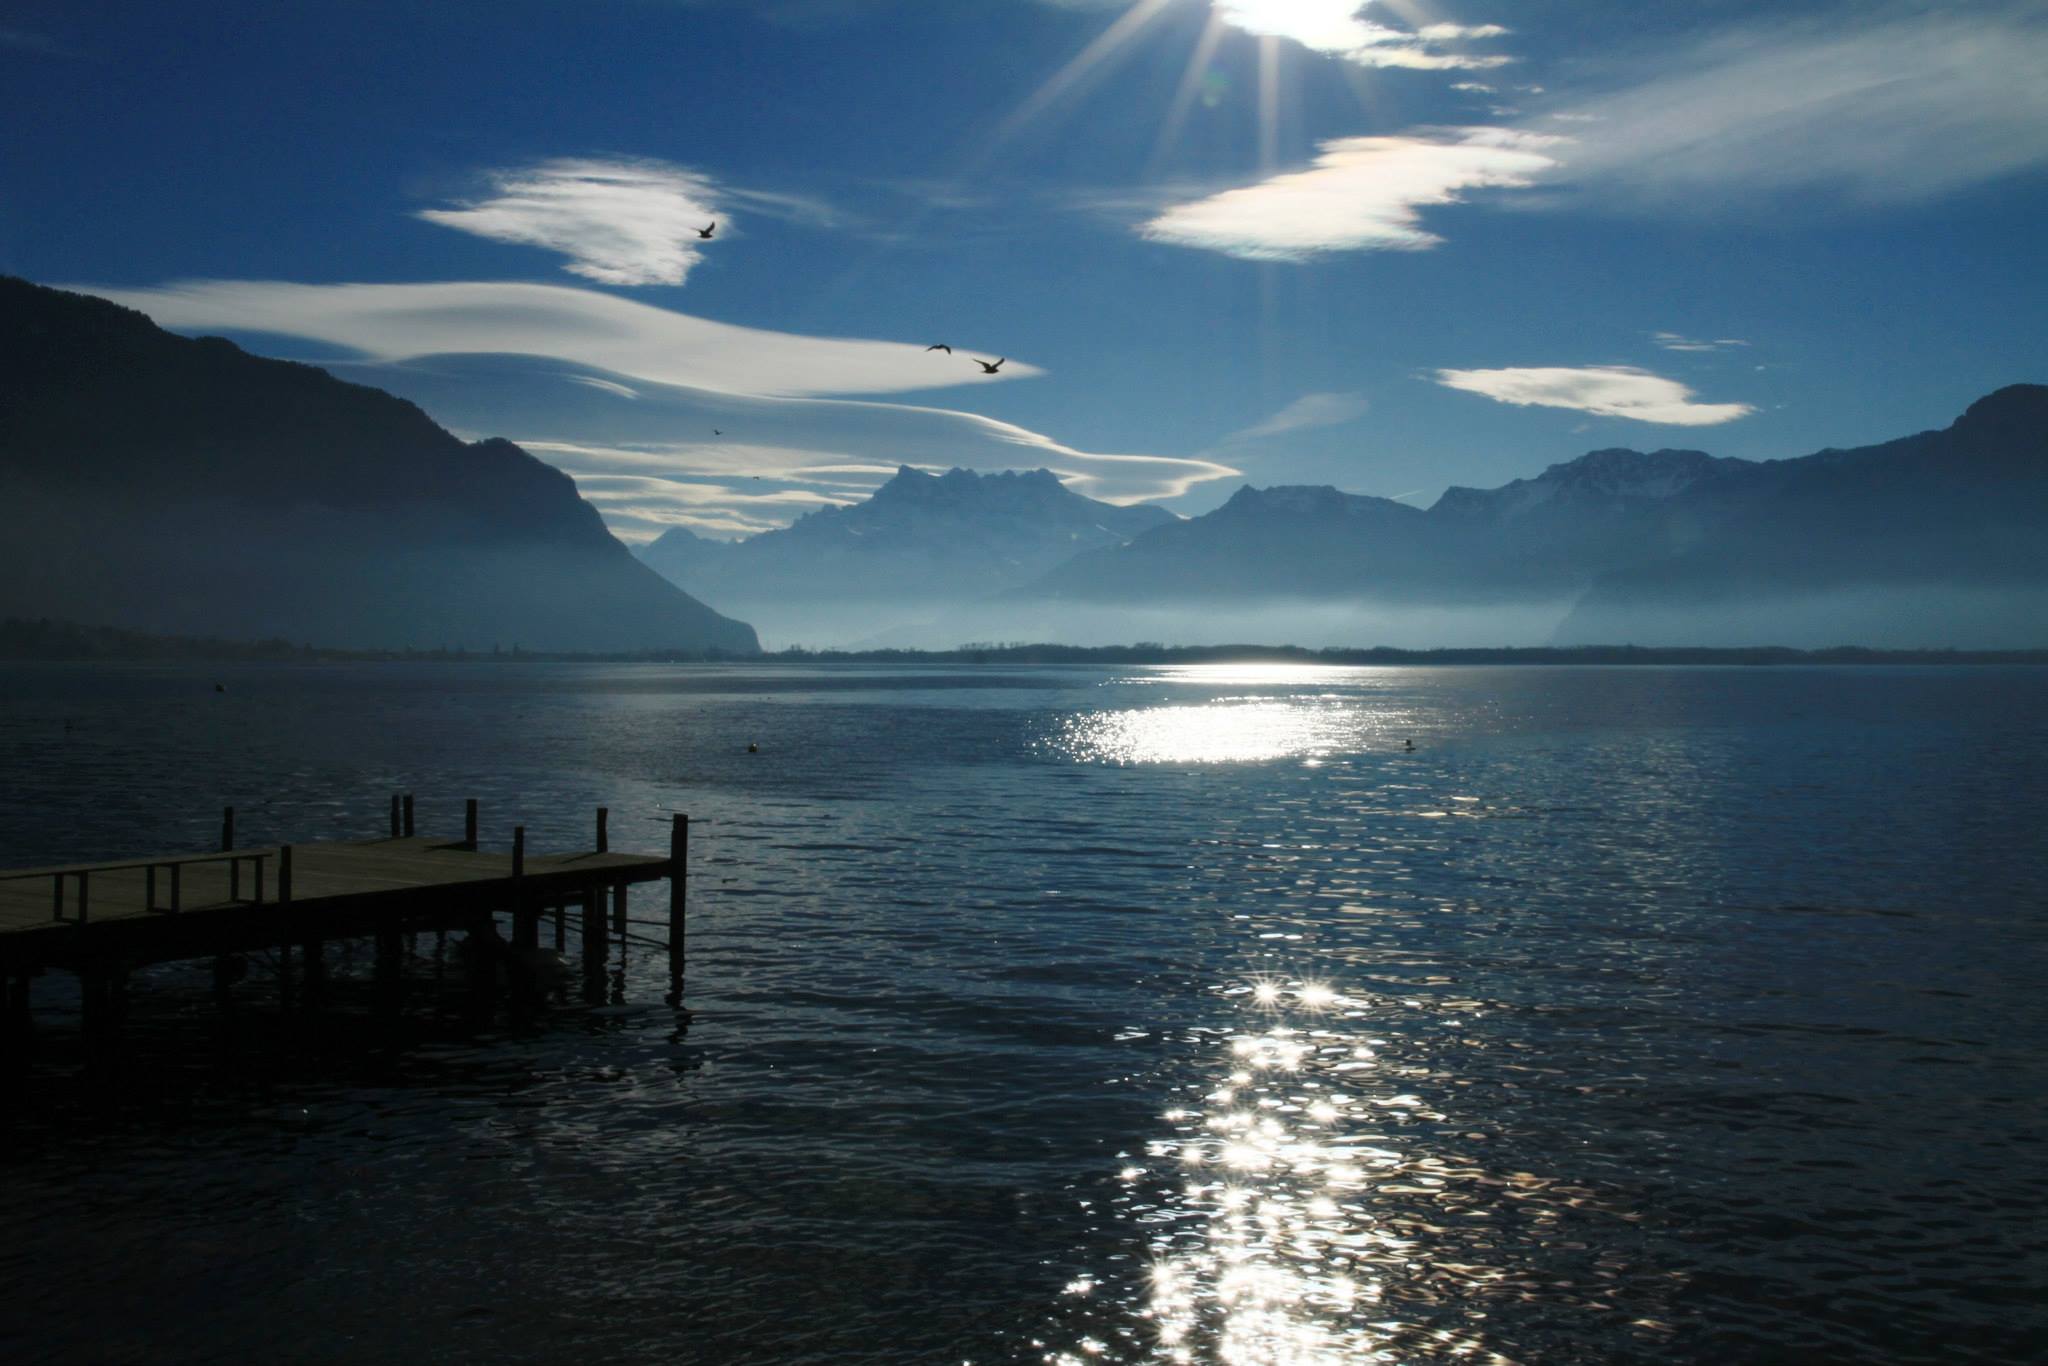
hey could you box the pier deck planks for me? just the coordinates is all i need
[0,836,670,969]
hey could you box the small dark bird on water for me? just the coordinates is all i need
[215,683,226,693]
[926,344,952,353]
[1403,739,1415,752]
[747,742,759,753]
[713,428,723,436]
[697,222,716,239]
[975,357,1006,374]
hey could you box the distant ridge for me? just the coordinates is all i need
[0,277,759,653]
[637,463,1173,645]
[1008,386,2048,648]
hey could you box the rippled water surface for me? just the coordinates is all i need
[2,663,2045,1364]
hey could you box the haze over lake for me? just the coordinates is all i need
[3,662,2043,1364]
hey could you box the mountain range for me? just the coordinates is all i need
[636,465,1173,646]
[639,387,2047,649]
[0,278,758,653]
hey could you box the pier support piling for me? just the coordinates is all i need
[511,826,538,952]
[464,798,479,850]
[668,813,687,1003]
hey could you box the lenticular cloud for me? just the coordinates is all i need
[1433,365,1755,427]
[1141,128,1562,260]
[418,158,722,286]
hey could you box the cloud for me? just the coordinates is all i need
[418,158,726,286]
[75,278,1238,536]
[76,278,1040,399]
[1431,365,1755,426]
[1542,8,2048,207]
[1222,392,1370,442]
[1210,1,1511,70]
[1139,128,1562,259]
[1651,332,1749,354]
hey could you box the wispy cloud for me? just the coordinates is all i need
[66,280,1238,536]
[1210,1,1510,70]
[1651,332,1749,354]
[1432,365,1755,426]
[76,278,1038,399]
[1139,128,1561,259]
[417,158,727,286]
[1222,392,1370,443]
[1541,8,2048,207]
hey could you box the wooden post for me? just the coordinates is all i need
[668,813,687,1000]
[596,807,609,854]
[512,826,536,951]
[221,805,235,852]
[3,971,31,1075]
[375,923,403,1016]
[304,934,326,1008]
[583,888,610,1003]
[553,902,567,952]
[465,798,479,849]
[389,794,402,839]
[277,845,296,1011]
[402,793,415,837]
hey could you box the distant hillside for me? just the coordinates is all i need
[0,277,758,653]
[1005,387,2048,648]
[637,465,1174,645]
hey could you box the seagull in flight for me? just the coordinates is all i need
[697,222,716,239]
[974,357,1005,375]
[926,344,952,354]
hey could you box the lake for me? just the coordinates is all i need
[2,663,2044,1364]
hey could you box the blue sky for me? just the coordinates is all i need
[5,0,2045,539]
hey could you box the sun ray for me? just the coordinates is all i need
[973,0,1179,172]
[1146,10,1231,180]
[1257,33,1281,170]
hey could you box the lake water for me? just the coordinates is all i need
[2,663,2044,1364]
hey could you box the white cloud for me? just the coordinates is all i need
[73,278,1234,537]
[1432,365,1755,426]
[1544,9,2048,206]
[417,158,725,286]
[1139,128,1561,259]
[1223,392,1370,442]
[76,278,1039,399]
[1651,332,1749,353]
[1211,1,1511,70]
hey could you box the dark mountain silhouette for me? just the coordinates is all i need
[1011,387,2048,646]
[0,278,758,653]
[636,464,1174,644]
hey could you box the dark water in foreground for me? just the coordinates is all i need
[1,663,2045,1365]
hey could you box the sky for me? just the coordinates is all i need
[4,0,2045,541]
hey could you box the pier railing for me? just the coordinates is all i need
[7,848,281,924]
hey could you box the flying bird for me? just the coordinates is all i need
[713,429,723,436]
[926,344,952,354]
[975,357,1006,375]
[697,222,716,239]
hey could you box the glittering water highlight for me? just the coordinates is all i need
[1,662,2044,1365]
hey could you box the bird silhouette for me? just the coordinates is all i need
[926,344,952,354]
[975,357,1005,374]
[713,428,723,436]
[697,222,716,239]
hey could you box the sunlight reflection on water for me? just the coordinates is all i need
[1047,979,1516,1366]
[1044,667,1419,765]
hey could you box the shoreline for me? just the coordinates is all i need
[2,620,2045,667]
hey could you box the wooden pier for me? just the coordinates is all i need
[0,797,688,1066]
